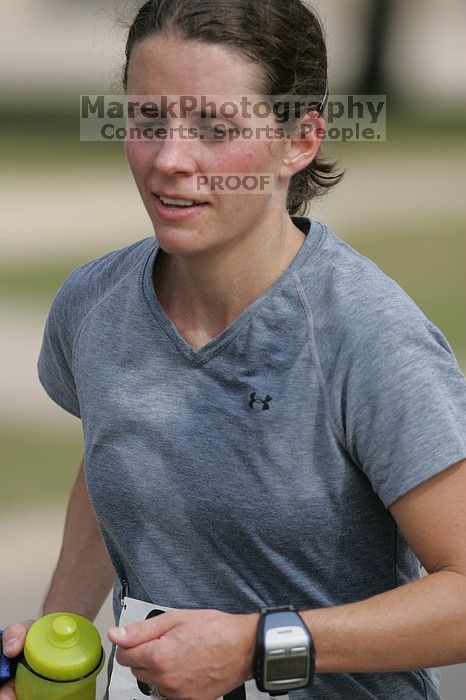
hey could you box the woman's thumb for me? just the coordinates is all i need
[1,620,35,658]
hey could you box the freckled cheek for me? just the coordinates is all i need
[125,142,152,181]
[206,142,274,175]
[125,141,277,190]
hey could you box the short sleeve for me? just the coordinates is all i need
[341,314,466,508]
[37,292,81,418]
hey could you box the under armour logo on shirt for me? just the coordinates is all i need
[249,392,273,410]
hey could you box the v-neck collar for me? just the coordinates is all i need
[141,217,322,365]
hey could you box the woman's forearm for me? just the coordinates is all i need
[298,569,466,673]
[40,457,115,620]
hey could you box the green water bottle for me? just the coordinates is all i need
[15,612,105,699]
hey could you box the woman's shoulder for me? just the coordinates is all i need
[297,220,457,363]
[301,220,429,333]
[293,222,463,413]
[44,236,155,335]
[63,236,154,292]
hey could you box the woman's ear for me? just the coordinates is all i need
[279,112,325,180]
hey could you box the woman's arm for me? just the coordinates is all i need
[290,456,466,673]
[41,456,115,620]
[107,458,466,700]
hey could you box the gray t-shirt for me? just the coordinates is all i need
[38,216,466,699]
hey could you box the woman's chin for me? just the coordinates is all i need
[152,228,211,257]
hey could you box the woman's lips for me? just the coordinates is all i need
[152,194,210,221]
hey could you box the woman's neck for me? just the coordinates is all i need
[153,217,306,338]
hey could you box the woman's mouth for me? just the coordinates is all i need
[152,194,210,221]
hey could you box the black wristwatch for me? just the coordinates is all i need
[253,605,315,695]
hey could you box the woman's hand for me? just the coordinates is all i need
[108,608,259,700]
[0,620,36,700]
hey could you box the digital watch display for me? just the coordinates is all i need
[253,605,315,696]
[266,652,308,681]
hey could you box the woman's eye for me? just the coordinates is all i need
[133,121,164,129]
[128,119,234,141]
[200,124,230,139]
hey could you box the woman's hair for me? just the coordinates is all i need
[121,0,344,215]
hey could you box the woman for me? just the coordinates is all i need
[2,1,466,699]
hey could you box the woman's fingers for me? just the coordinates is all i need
[0,678,16,700]
[2,620,35,658]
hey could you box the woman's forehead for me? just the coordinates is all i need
[126,34,265,96]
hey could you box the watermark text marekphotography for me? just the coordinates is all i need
[80,94,386,143]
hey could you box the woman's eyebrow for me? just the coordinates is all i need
[188,108,220,118]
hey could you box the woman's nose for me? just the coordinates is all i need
[151,128,199,174]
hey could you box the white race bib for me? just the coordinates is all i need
[107,595,286,700]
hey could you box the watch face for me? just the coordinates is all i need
[259,613,313,692]
[266,655,308,681]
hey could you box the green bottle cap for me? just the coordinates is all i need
[24,613,102,681]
